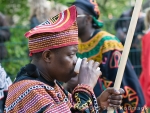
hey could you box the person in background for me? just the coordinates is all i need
[4,6,124,113]
[28,0,67,29]
[64,0,147,113]
[0,12,11,61]
[115,6,145,48]
[139,7,150,109]
[115,7,145,76]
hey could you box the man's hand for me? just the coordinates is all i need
[97,87,125,111]
[78,58,102,89]
[63,58,102,92]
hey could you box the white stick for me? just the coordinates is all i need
[107,0,143,113]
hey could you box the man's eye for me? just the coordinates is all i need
[69,53,75,57]
[70,54,74,56]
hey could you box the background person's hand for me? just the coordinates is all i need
[78,58,102,89]
[97,87,125,111]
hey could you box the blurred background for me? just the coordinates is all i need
[0,0,149,80]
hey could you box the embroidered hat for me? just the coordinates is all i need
[25,5,78,56]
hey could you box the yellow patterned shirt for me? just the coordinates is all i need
[77,31,123,63]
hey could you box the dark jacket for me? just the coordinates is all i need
[0,12,10,61]
[115,9,145,48]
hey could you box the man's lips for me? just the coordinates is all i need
[72,72,77,77]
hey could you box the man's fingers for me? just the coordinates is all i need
[93,61,100,69]
[108,95,123,100]
[106,87,125,95]
[88,60,94,66]
[81,58,87,65]
[119,88,125,94]
[108,99,122,105]
[105,87,119,94]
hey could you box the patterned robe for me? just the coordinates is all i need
[77,30,147,113]
[4,64,99,113]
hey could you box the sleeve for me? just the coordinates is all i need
[0,13,10,42]
[14,84,99,113]
[44,84,99,113]
[0,65,12,112]
[71,84,99,113]
[99,37,146,113]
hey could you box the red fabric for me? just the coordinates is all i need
[139,31,150,107]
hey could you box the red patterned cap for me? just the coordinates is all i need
[24,5,78,56]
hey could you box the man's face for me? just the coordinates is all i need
[76,7,87,37]
[49,45,78,82]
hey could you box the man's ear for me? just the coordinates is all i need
[86,15,93,24]
[42,50,54,63]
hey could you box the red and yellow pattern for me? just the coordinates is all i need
[24,5,78,56]
[5,80,98,113]
[28,22,78,55]
[25,5,77,37]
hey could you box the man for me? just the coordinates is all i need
[4,6,124,113]
[65,0,147,113]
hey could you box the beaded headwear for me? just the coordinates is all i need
[25,5,78,56]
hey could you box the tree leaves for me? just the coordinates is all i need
[0,0,146,80]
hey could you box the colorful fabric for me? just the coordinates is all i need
[0,64,12,113]
[77,30,147,113]
[4,64,98,113]
[25,5,78,56]
[70,0,100,19]
[71,0,103,28]
[140,31,150,107]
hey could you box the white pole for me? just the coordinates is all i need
[107,0,143,113]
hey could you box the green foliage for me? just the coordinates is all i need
[0,0,29,24]
[0,0,30,80]
[0,0,147,81]
[1,26,30,80]
[56,0,74,5]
